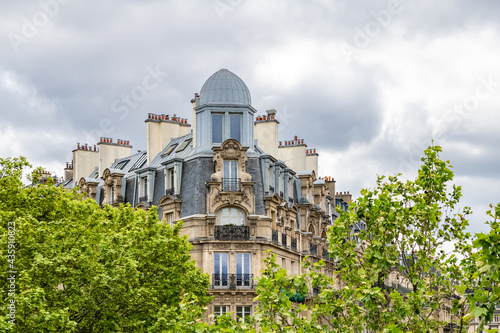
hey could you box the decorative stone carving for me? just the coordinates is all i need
[206,139,255,216]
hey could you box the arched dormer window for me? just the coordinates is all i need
[217,206,245,226]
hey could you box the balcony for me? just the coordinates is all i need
[222,178,241,191]
[291,237,297,251]
[310,243,317,255]
[139,195,148,203]
[214,225,249,240]
[272,229,279,245]
[211,274,254,289]
[165,188,174,196]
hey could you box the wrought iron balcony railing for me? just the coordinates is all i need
[165,188,174,195]
[310,243,317,255]
[222,178,241,191]
[211,274,254,289]
[214,225,249,240]
[291,237,297,251]
[272,229,279,245]
[139,195,148,203]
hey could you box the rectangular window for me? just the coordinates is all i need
[236,253,251,287]
[230,114,242,142]
[165,212,174,225]
[214,253,229,287]
[214,305,227,323]
[166,168,175,193]
[282,258,286,270]
[291,261,295,276]
[212,114,223,143]
[223,160,239,191]
[236,306,251,322]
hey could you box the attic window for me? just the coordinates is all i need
[176,138,192,152]
[115,160,129,170]
[130,158,146,171]
[162,144,178,157]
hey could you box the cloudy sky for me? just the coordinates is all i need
[1,0,499,233]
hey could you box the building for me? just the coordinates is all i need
[63,69,349,322]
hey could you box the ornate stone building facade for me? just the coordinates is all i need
[64,69,349,322]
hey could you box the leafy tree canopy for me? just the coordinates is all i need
[0,157,211,332]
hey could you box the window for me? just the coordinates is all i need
[494,314,499,322]
[230,114,241,141]
[236,306,251,322]
[176,138,192,152]
[109,186,114,204]
[217,207,245,225]
[214,306,227,323]
[166,167,175,193]
[165,212,174,225]
[212,114,223,143]
[236,253,251,287]
[223,160,238,191]
[141,177,148,196]
[214,253,229,287]
[282,258,286,270]
[162,144,178,157]
[291,261,296,275]
[115,160,129,170]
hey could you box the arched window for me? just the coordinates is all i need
[217,207,245,225]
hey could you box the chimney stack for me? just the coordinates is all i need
[145,113,191,165]
[98,138,132,177]
[254,109,279,158]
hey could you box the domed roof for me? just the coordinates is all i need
[199,69,251,106]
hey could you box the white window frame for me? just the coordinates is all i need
[236,306,251,322]
[213,252,229,287]
[217,207,245,226]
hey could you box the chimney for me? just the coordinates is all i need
[254,109,279,158]
[64,160,74,182]
[278,135,307,174]
[145,113,191,165]
[306,148,319,175]
[72,143,99,184]
[98,137,132,177]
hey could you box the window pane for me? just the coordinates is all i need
[236,253,242,274]
[212,114,223,143]
[230,114,241,141]
[214,253,220,274]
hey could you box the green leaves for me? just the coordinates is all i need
[0,157,211,332]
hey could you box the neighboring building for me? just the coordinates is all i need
[65,69,348,322]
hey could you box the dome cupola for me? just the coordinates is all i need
[199,69,251,106]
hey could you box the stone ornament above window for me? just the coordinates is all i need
[211,139,252,182]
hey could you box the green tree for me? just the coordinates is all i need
[459,203,500,333]
[0,157,211,332]
[325,144,472,332]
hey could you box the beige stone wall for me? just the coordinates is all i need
[278,145,307,174]
[145,114,191,164]
[98,141,132,177]
[73,148,99,183]
[254,120,278,158]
